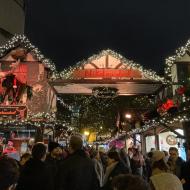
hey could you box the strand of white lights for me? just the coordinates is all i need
[128,111,190,135]
[57,97,72,110]
[0,34,56,73]
[165,39,190,78]
[59,49,165,83]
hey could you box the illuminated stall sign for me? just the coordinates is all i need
[73,69,142,79]
[0,106,27,120]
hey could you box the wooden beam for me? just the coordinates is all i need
[160,123,185,139]
[105,55,109,68]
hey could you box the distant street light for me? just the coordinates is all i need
[84,131,90,136]
[125,113,132,119]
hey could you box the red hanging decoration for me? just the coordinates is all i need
[13,76,17,89]
[176,86,186,95]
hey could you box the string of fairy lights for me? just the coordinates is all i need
[0,34,56,73]
[165,39,190,78]
[1,34,190,137]
[59,49,165,83]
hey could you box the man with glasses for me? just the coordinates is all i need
[167,147,185,178]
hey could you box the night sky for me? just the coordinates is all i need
[25,0,190,74]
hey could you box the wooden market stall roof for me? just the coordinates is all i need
[51,50,164,95]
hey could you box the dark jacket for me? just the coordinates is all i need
[45,154,62,189]
[16,158,53,190]
[102,161,129,190]
[181,160,190,190]
[56,149,100,190]
[167,157,184,178]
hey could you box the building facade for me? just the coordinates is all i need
[0,0,25,44]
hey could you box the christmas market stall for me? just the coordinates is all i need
[0,35,57,153]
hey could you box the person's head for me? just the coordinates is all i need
[90,149,99,160]
[48,142,62,159]
[169,147,179,161]
[112,174,150,190]
[0,156,19,190]
[152,150,168,172]
[20,153,31,166]
[107,151,120,165]
[132,147,139,155]
[32,143,47,161]
[69,135,83,154]
[147,151,153,159]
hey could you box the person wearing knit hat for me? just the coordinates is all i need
[152,150,165,162]
[150,150,183,190]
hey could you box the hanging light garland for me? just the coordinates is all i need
[128,109,190,135]
[59,49,165,82]
[165,39,190,79]
[57,96,72,110]
[0,34,56,73]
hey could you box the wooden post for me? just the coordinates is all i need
[182,121,190,156]
[154,127,159,150]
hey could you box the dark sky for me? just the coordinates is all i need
[25,0,190,74]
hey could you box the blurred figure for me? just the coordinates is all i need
[3,141,20,161]
[112,174,150,190]
[0,156,19,190]
[19,153,31,168]
[181,148,190,190]
[90,149,104,187]
[144,151,153,181]
[102,151,130,190]
[119,148,131,173]
[150,150,183,190]
[99,147,108,172]
[0,143,3,156]
[163,151,169,163]
[167,147,184,178]
[56,135,99,190]
[127,148,133,159]
[46,142,63,189]
[130,147,144,176]
[16,143,53,190]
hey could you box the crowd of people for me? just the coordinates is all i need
[0,135,189,190]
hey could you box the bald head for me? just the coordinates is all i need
[69,135,83,152]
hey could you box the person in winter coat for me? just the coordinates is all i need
[0,156,19,190]
[90,149,104,187]
[130,147,144,176]
[119,148,132,174]
[150,150,183,190]
[56,135,100,190]
[102,151,130,190]
[181,148,190,190]
[46,142,63,189]
[167,147,184,178]
[16,142,53,190]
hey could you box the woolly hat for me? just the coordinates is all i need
[48,142,60,153]
[152,150,165,162]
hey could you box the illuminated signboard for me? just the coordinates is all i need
[73,69,142,79]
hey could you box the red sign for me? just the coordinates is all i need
[73,69,142,79]
[0,106,27,120]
